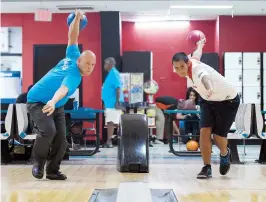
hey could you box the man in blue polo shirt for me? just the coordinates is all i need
[102,57,124,148]
[27,10,96,180]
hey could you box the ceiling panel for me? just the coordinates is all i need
[1,0,266,22]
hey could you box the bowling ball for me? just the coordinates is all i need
[187,30,205,45]
[186,140,199,151]
[70,122,83,136]
[67,12,88,31]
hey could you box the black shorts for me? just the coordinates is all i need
[200,94,240,137]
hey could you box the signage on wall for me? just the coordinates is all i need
[35,9,52,22]
[130,73,144,103]
[0,27,9,53]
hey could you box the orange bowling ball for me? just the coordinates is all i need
[186,140,199,151]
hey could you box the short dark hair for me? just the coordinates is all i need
[172,52,189,64]
[104,57,116,67]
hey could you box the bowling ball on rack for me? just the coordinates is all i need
[186,140,199,151]
[69,122,83,136]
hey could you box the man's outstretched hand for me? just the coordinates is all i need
[196,38,206,47]
[75,9,85,19]
[42,100,55,116]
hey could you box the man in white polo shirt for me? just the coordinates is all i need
[172,41,240,179]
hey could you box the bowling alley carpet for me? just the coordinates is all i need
[1,144,266,202]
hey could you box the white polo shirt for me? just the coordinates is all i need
[187,59,237,101]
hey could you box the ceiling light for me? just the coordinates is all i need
[134,21,190,29]
[170,5,233,9]
[134,16,189,23]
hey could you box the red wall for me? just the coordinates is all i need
[218,16,266,74]
[1,13,102,108]
[122,21,215,99]
[215,17,220,53]
[3,14,266,102]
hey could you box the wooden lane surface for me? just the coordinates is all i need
[1,164,266,202]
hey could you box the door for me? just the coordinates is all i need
[33,44,83,105]
[243,69,261,86]
[224,52,242,70]
[200,53,219,72]
[243,86,261,104]
[224,69,242,87]
[122,51,152,82]
[243,52,261,70]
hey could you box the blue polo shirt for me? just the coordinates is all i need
[27,45,82,108]
[102,67,124,108]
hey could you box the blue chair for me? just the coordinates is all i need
[66,107,103,156]
[1,104,15,140]
[16,104,36,141]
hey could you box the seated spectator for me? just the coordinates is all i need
[155,96,180,144]
[16,85,33,104]
[176,88,200,143]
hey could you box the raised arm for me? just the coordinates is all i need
[189,38,206,61]
[68,10,83,46]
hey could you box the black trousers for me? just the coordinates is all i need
[27,103,67,174]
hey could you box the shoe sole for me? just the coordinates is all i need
[101,145,114,148]
[220,165,231,175]
[46,177,67,180]
[197,175,212,179]
[32,173,43,179]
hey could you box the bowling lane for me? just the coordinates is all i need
[2,162,266,202]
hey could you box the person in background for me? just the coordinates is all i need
[16,85,33,104]
[176,87,200,143]
[102,57,124,148]
[155,96,180,144]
